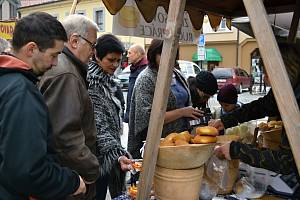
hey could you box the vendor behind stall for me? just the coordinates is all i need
[210,43,300,187]
[127,39,203,158]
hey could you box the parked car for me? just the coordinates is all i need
[177,60,202,79]
[116,60,202,90]
[116,66,130,90]
[212,67,252,93]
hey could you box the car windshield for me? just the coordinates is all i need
[212,68,232,79]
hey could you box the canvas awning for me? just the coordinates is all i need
[192,48,223,62]
[102,0,297,31]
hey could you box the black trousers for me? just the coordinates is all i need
[96,174,109,200]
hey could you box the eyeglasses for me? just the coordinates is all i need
[78,35,96,49]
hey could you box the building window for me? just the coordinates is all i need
[75,10,86,16]
[9,3,17,19]
[94,8,105,32]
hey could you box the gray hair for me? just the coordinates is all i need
[0,37,10,53]
[62,14,98,39]
[129,44,145,56]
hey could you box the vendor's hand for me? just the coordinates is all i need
[208,119,225,131]
[118,156,133,172]
[180,106,203,119]
[73,175,86,195]
[214,142,232,160]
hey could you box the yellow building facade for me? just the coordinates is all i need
[18,1,258,74]
[18,0,147,49]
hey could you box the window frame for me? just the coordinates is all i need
[93,7,105,32]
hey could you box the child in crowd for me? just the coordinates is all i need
[213,84,243,119]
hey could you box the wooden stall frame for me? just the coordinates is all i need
[136,0,187,199]
[243,0,300,175]
[137,1,300,199]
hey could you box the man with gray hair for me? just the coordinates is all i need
[39,14,100,200]
[124,44,148,123]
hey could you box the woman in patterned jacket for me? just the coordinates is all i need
[127,39,204,158]
[87,34,132,200]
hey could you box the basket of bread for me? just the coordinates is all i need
[157,126,218,169]
[258,120,283,150]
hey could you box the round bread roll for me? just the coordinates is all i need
[174,139,189,146]
[196,126,218,136]
[192,135,217,144]
[164,132,178,142]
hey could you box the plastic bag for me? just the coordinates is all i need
[199,155,228,199]
[234,165,270,199]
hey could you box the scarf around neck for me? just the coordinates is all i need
[87,61,123,130]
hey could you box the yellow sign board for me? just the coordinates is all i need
[0,21,16,40]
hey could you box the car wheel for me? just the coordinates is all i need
[238,84,243,94]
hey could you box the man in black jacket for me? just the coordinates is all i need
[124,44,148,123]
[210,43,300,195]
[0,12,85,200]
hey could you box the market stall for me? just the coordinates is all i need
[74,0,300,199]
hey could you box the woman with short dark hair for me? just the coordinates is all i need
[87,34,132,200]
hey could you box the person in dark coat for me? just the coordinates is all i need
[0,12,86,200]
[123,44,148,123]
[210,43,300,188]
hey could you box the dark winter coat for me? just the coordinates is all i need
[0,55,79,200]
[123,57,148,123]
[221,88,300,178]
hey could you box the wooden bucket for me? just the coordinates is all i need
[154,165,204,200]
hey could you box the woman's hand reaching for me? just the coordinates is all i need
[180,106,203,119]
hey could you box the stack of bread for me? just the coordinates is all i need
[160,126,218,147]
[192,126,218,144]
[258,120,283,131]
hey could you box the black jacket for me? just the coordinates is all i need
[221,88,300,177]
[0,55,79,200]
[123,57,148,123]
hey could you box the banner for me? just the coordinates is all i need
[0,21,15,40]
[112,0,200,44]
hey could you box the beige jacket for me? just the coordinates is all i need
[39,48,99,200]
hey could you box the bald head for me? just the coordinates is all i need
[127,44,145,64]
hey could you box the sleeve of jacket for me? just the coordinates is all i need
[39,74,99,182]
[221,90,279,128]
[89,88,127,176]
[230,140,296,175]
[1,90,79,199]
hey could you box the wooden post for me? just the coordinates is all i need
[287,0,300,43]
[243,0,300,174]
[70,0,80,15]
[136,0,187,199]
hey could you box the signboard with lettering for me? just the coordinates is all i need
[0,21,15,40]
[112,0,200,44]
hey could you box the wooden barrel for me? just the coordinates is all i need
[154,166,204,200]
